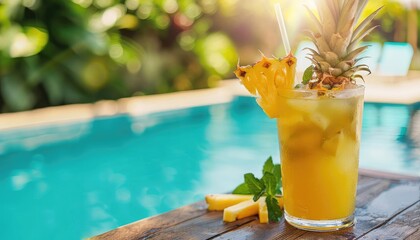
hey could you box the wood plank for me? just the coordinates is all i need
[358,201,420,239]
[89,201,208,240]
[406,228,420,240]
[356,179,393,207]
[359,168,420,181]
[356,177,384,194]
[209,178,409,240]
[296,181,420,239]
[212,178,393,240]
[356,174,374,188]
[139,211,256,240]
[210,218,306,240]
[91,171,420,240]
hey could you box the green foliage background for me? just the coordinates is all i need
[0,0,418,113]
[0,0,237,112]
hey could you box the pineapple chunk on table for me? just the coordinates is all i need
[258,197,284,223]
[223,199,260,222]
[206,194,284,223]
[258,198,269,223]
[205,194,253,211]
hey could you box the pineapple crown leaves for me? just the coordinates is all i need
[304,0,382,55]
[303,0,382,85]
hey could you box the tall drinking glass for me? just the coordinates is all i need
[276,86,364,231]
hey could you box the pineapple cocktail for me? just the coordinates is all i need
[235,0,380,231]
[235,53,365,230]
[277,87,364,230]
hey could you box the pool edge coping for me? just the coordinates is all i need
[0,85,235,131]
[0,78,419,131]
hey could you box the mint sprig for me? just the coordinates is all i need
[232,182,251,194]
[232,156,283,222]
[244,173,265,201]
[266,196,282,222]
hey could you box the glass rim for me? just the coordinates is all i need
[275,84,365,99]
[278,85,365,96]
[280,84,365,93]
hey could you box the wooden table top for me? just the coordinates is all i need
[91,169,420,240]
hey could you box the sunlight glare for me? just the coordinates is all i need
[101,5,126,27]
[125,0,139,10]
[72,0,92,8]
[109,44,123,59]
[163,0,178,14]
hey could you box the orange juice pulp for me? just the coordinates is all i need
[277,91,364,220]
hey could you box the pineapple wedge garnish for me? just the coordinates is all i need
[234,54,296,118]
[205,194,253,211]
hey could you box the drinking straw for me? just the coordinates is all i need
[275,3,299,85]
[274,3,291,54]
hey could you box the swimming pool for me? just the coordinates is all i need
[0,96,419,239]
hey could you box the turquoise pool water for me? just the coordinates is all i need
[0,96,419,239]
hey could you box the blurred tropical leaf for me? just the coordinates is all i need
[1,76,35,111]
[195,32,237,76]
[1,0,415,113]
[43,69,65,105]
[1,26,48,58]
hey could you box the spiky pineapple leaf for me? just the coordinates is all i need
[304,6,322,34]
[315,34,332,53]
[305,57,321,69]
[356,64,370,68]
[317,0,337,40]
[352,7,383,41]
[345,45,369,61]
[328,0,340,20]
[303,47,321,57]
[303,0,381,87]
[355,66,371,74]
[330,33,347,57]
[324,51,340,66]
[337,0,359,40]
[349,25,379,50]
[354,0,369,24]
[302,65,314,84]
[353,74,365,82]
[355,56,370,63]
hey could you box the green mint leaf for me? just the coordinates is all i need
[262,156,274,174]
[253,189,265,202]
[232,183,252,194]
[244,173,265,195]
[266,196,283,222]
[273,164,282,195]
[294,83,304,89]
[262,172,277,196]
[302,65,314,84]
[234,157,284,223]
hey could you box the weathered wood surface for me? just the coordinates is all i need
[91,169,420,240]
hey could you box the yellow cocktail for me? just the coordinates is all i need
[234,53,365,231]
[277,87,364,231]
